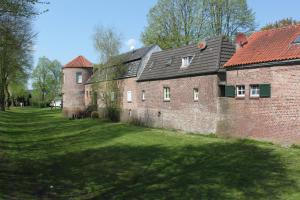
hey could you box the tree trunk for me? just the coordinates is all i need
[0,79,5,111]
[5,83,10,109]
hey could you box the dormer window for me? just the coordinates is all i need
[181,56,194,68]
[166,58,173,66]
[293,35,300,44]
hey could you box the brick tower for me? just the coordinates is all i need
[62,56,93,118]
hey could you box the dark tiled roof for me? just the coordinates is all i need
[86,46,154,84]
[225,25,300,67]
[138,36,235,81]
[64,56,93,68]
[116,45,155,63]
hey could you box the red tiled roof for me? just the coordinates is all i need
[224,25,300,67]
[64,56,93,68]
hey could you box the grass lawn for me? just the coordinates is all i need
[0,108,300,200]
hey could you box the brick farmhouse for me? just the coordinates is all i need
[62,25,300,145]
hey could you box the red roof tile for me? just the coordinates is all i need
[64,56,93,68]
[224,25,300,67]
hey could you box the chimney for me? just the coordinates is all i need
[235,33,248,49]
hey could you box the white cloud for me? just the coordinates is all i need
[126,38,137,50]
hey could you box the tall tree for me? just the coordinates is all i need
[142,0,207,49]
[93,25,122,64]
[204,0,255,38]
[31,57,62,106]
[0,16,34,110]
[48,60,62,100]
[0,0,47,111]
[92,25,123,121]
[142,0,255,49]
[0,0,48,17]
[261,18,300,31]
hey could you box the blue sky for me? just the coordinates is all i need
[33,0,300,67]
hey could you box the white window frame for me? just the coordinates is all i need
[163,87,170,101]
[236,85,245,97]
[142,90,145,101]
[193,88,199,101]
[181,56,194,68]
[127,91,132,102]
[76,72,82,84]
[111,91,115,101]
[250,85,260,97]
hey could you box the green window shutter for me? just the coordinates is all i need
[259,84,271,98]
[225,85,235,97]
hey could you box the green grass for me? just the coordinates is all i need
[0,108,300,200]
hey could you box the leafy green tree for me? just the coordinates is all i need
[142,0,255,49]
[0,0,48,17]
[142,0,207,49]
[0,0,48,111]
[261,18,300,31]
[204,0,255,38]
[31,57,62,107]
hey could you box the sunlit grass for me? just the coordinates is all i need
[0,107,300,199]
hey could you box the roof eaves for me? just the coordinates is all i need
[225,58,300,70]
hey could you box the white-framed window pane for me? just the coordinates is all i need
[236,85,245,97]
[142,90,145,101]
[250,85,260,97]
[127,91,132,102]
[193,88,199,100]
[181,56,193,68]
[163,87,170,101]
[76,72,82,84]
[111,92,115,101]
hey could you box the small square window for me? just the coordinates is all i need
[127,91,132,102]
[142,90,145,101]
[76,72,82,84]
[236,85,245,97]
[163,87,170,101]
[181,56,193,68]
[250,85,260,97]
[193,88,199,101]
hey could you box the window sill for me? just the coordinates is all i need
[193,100,199,102]
[249,96,260,99]
[235,96,245,100]
[127,101,132,103]
[163,100,170,102]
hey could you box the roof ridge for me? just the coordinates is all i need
[64,55,93,68]
[257,24,300,34]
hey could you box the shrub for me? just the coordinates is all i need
[106,107,120,122]
[129,117,146,126]
[86,105,98,118]
[91,111,99,119]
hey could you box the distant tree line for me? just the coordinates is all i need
[261,18,300,31]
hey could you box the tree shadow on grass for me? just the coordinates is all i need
[0,141,297,200]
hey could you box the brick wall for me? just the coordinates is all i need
[62,67,92,117]
[131,75,220,133]
[218,65,300,145]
